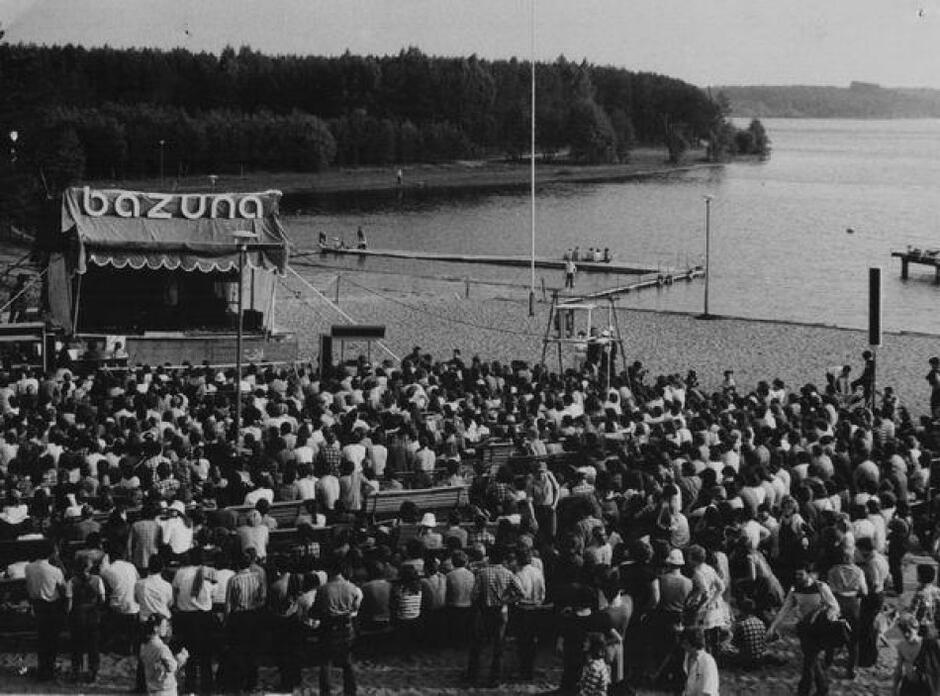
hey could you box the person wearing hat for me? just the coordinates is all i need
[927,357,940,419]
[417,512,443,550]
[647,548,693,685]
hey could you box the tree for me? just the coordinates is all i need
[567,99,617,164]
[36,126,85,194]
[663,119,689,165]
[747,118,771,157]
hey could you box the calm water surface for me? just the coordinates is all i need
[285,119,940,335]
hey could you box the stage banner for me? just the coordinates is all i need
[60,187,291,275]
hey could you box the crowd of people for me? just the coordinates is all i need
[1,345,940,696]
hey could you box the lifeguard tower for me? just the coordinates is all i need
[540,292,626,380]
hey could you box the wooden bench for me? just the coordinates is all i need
[366,485,469,520]
[0,537,53,569]
[225,500,305,528]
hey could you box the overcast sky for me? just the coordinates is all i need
[3,0,940,88]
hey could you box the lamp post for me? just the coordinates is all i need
[9,130,17,167]
[232,230,258,444]
[702,195,713,318]
[158,139,166,187]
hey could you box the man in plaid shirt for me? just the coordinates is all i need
[466,515,496,549]
[466,545,523,688]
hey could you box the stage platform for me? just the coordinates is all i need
[80,331,300,366]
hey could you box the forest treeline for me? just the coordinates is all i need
[0,42,769,231]
[720,82,940,118]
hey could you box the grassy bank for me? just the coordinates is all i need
[89,147,717,197]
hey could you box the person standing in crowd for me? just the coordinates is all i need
[466,545,523,688]
[514,545,546,680]
[857,536,890,668]
[768,563,840,696]
[223,550,267,692]
[66,555,106,683]
[681,627,720,696]
[172,548,217,694]
[25,547,67,682]
[139,614,188,696]
[927,356,940,419]
[101,545,140,655]
[314,561,362,696]
[826,549,867,679]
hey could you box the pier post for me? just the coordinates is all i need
[335,275,341,305]
[901,259,909,280]
[935,265,940,285]
[465,278,470,298]
[541,277,546,301]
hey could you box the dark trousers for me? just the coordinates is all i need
[534,505,557,545]
[174,610,215,693]
[798,633,829,696]
[319,624,357,696]
[514,607,542,679]
[448,606,474,646]
[826,595,860,673]
[889,551,905,595]
[858,592,885,668]
[68,613,100,676]
[227,610,260,691]
[565,273,574,288]
[108,610,140,655]
[33,600,65,681]
[467,606,508,685]
[273,615,303,691]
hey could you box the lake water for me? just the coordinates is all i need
[284,118,940,335]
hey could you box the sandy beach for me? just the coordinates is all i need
[278,263,940,420]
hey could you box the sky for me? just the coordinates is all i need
[3,0,940,88]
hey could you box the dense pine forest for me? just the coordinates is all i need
[0,42,768,231]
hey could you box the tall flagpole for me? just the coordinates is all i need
[528,0,536,316]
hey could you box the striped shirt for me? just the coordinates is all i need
[226,569,266,613]
[394,588,422,620]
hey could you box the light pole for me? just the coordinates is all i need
[158,139,166,187]
[702,194,713,318]
[9,130,17,167]
[232,230,258,444]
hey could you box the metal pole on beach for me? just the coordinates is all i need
[232,230,258,444]
[702,195,713,318]
[528,0,537,317]
[159,139,165,187]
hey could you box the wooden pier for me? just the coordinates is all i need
[891,250,940,283]
[568,265,705,301]
[300,246,666,275]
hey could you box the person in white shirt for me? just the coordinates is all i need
[100,550,140,655]
[135,556,173,623]
[295,464,318,500]
[681,627,719,696]
[341,431,367,472]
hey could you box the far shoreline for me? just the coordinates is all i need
[88,147,725,203]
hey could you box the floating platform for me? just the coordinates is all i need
[891,250,940,283]
[300,246,663,275]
